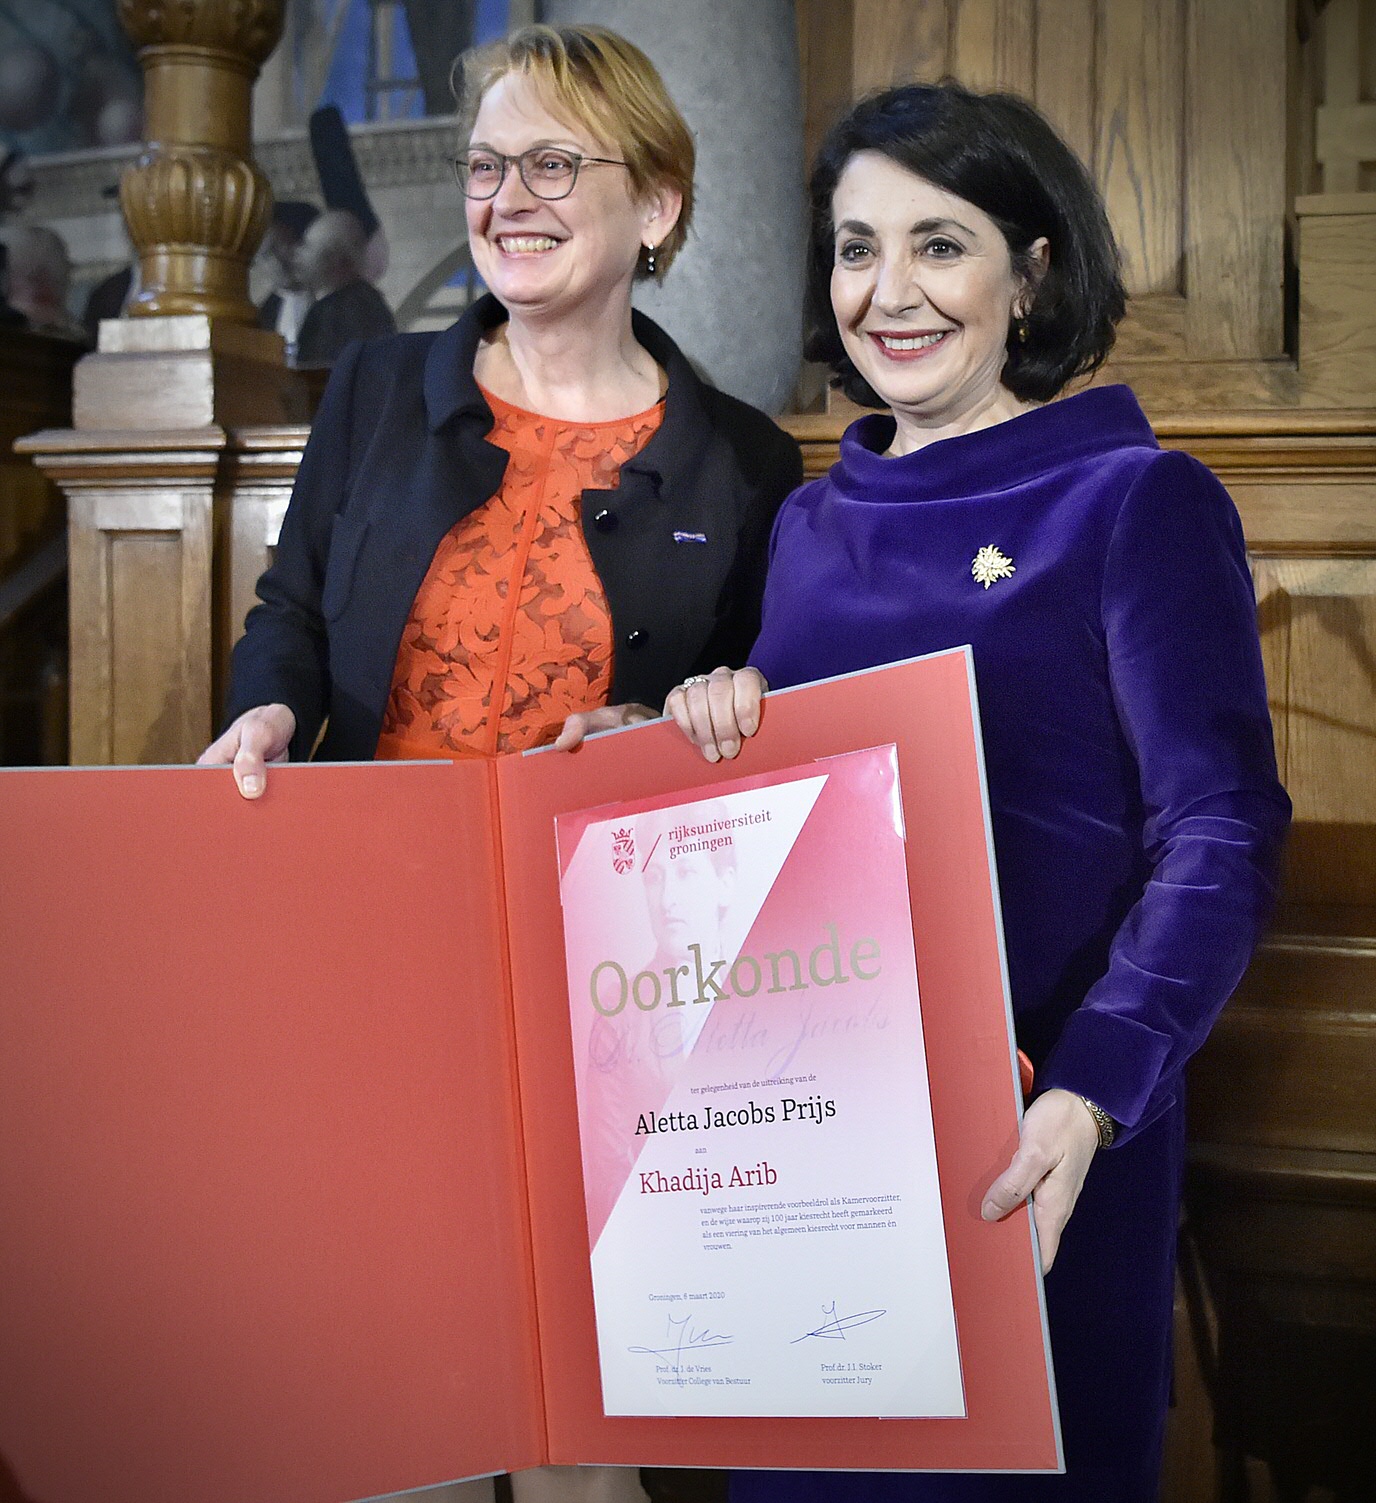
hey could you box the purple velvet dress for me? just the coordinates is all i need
[734,386,1290,1502]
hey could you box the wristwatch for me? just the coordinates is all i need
[1077,1095,1117,1149]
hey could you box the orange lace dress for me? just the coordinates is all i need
[374,387,664,761]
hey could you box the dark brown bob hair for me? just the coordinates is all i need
[808,81,1126,406]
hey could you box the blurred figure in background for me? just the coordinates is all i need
[308,107,389,287]
[293,207,396,367]
[0,242,26,324]
[82,188,140,344]
[81,255,136,341]
[0,149,35,219]
[256,198,321,364]
[5,225,87,343]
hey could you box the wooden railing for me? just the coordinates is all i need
[1317,0,1376,193]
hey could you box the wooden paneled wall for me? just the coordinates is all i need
[1173,416,1376,925]
[1183,402,1376,1493]
[1318,0,1376,191]
[789,7,1376,1493]
[1298,193,1376,405]
[797,0,1297,405]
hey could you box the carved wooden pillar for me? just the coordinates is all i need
[66,0,300,433]
[118,0,283,325]
[16,0,315,766]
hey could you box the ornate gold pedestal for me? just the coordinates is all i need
[117,0,283,326]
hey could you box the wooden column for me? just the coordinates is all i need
[16,0,309,766]
[118,0,281,326]
[14,423,313,768]
[73,0,299,432]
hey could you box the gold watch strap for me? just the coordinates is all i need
[1077,1095,1117,1149]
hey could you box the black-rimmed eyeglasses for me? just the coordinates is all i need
[453,148,629,201]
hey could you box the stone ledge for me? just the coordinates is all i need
[25,116,460,222]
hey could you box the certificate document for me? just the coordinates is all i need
[4,653,1060,1500]
[556,745,963,1419]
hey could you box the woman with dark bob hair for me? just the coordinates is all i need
[669,82,1290,1501]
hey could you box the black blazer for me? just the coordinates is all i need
[224,295,803,761]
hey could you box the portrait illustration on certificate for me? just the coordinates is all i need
[556,745,964,1419]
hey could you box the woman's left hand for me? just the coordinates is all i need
[665,666,767,762]
[980,1088,1102,1273]
[554,702,659,751]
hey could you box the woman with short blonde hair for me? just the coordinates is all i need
[206,21,798,796]
[208,32,800,1501]
[458,23,695,279]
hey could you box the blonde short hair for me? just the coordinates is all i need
[457,24,695,279]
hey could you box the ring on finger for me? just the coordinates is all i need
[679,674,711,690]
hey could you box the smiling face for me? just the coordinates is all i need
[829,151,1046,441]
[464,71,679,322]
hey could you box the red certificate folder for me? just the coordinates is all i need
[0,649,1060,1503]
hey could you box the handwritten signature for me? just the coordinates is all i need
[790,1301,887,1344]
[629,1313,735,1365]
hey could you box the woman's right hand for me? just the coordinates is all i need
[196,704,296,799]
[665,666,767,762]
